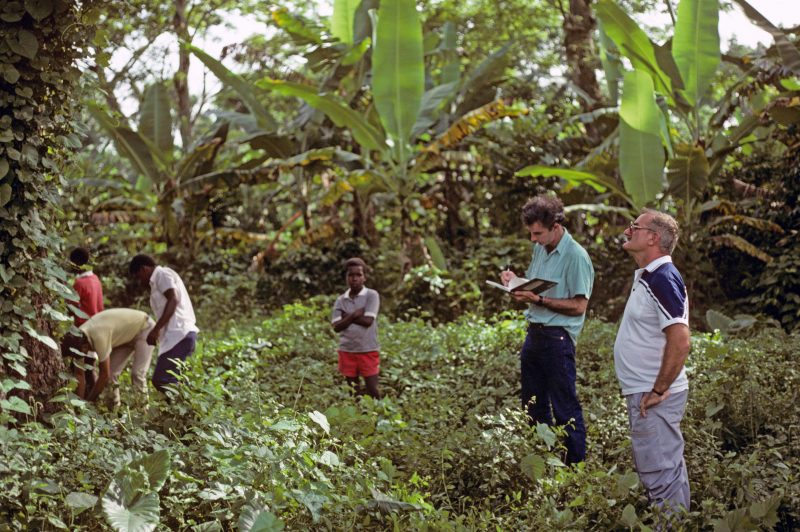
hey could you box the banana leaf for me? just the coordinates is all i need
[672,0,720,106]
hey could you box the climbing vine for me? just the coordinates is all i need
[0,0,98,419]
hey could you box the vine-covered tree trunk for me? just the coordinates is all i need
[0,1,97,417]
[563,0,603,131]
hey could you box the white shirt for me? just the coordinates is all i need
[614,256,689,395]
[149,266,199,355]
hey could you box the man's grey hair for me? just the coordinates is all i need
[643,209,680,254]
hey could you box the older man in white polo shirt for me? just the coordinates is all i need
[614,209,692,513]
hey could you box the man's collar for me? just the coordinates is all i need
[76,270,94,279]
[639,255,672,273]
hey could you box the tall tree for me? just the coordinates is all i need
[0,0,98,416]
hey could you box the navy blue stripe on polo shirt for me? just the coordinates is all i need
[639,263,688,323]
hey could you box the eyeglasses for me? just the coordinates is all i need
[628,221,658,233]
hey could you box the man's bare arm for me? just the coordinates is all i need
[511,292,589,316]
[640,323,691,416]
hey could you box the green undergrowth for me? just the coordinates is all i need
[1,297,798,530]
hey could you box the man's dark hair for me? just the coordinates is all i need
[520,195,566,228]
[69,247,90,267]
[129,254,157,275]
[60,332,86,359]
[344,257,368,273]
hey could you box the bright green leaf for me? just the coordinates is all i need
[373,0,424,162]
[331,0,359,45]
[672,0,720,106]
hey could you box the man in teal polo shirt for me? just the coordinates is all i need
[500,195,594,464]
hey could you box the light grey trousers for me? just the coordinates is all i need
[625,390,690,512]
[104,317,155,408]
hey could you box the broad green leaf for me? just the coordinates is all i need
[139,84,173,156]
[705,401,725,417]
[1,397,32,415]
[780,77,800,91]
[0,183,11,207]
[620,121,663,208]
[657,100,674,159]
[102,488,159,532]
[331,0,359,45]
[372,0,424,161]
[308,410,330,434]
[1,378,30,393]
[667,143,709,204]
[619,71,664,207]
[424,236,447,270]
[25,0,53,21]
[9,29,38,59]
[87,104,160,190]
[654,39,686,96]
[516,165,632,204]
[130,450,171,491]
[188,44,278,131]
[672,0,720,106]
[598,21,623,104]
[536,423,557,448]
[411,81,459,139]
[520,453,545,481]
[620,70,661,133]
[341,37,371,66]
[257,79,386,152]
[239,503,284,532]
[65,492,98,514]
[619,504,639,527]
[456,43,512,115]
[271,7,323,45]
[732,0,800,76]
[595,0,672,99]
[24,325,57,350]
[439,22,460,86]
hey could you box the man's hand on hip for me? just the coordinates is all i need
[639,389,670,417]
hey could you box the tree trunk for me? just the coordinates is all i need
[0,2,97,417]
[173,0,193,148]
[563,0,604,139]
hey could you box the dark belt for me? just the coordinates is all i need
[527,322,563,331]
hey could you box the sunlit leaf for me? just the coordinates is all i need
[373,0,424,162]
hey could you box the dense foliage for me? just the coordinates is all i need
[1,0,799,529]
[1,300,797,529]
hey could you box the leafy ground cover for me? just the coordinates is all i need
[1,298,798,530]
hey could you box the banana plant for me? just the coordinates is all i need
[522,0,798,264]
[192,0,524,268]
[87,83,233,257]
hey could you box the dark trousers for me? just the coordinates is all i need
[520,325,586,464]
[152,332,197,393]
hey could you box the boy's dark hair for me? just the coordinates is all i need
[129,254,156,275]
[520,195,566,228]
[60,332,86,359]
[344,257,368,273]
[69,247,90,267]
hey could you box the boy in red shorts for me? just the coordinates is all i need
[331,258,381,399]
